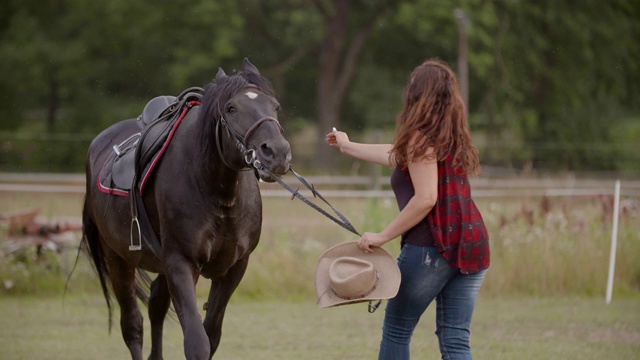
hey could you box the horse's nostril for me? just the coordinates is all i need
[257,141,292,176]
[260,143,274,158]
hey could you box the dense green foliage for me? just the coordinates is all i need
[0,0,638,173]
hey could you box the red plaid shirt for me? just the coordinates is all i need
[426,153,490,274]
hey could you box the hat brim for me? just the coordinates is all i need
[316,242,401,308]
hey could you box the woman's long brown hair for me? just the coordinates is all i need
[390,58,480,175]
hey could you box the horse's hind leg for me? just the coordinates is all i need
[148,274,171,360]
[203,256,250,357]
[105,248,144,360]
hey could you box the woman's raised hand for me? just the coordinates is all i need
[325,127,350,150]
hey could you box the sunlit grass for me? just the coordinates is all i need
[0,295,638,359]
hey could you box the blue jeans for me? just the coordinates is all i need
[378,244,486,360]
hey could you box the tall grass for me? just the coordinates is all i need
[480,196,640,297]
[238,195,640,300]
[1,192,638,299]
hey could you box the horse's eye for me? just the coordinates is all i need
[275,105,281,112]
[226,105,236,114]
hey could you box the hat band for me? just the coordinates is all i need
[334,272,379,300]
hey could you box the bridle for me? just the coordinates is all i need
[214,95,284,172]
[213,90,361,237]
[214,85,371,309]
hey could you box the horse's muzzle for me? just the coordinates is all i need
[255,141,291,182]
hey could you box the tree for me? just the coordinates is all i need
[311,0,400,164]
[480,0,640,170]
[235,0,401,166]
[0,0,244,171]
[1,0,639,173]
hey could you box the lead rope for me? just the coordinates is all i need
[275,164,386,313]
[243,140,384,313]
[252,160,360,236]
[287,165,361,236]
[268,165,384,313]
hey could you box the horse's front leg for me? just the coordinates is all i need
[148,274,171,360]
[165,257,209,360]
[203,256,250,357]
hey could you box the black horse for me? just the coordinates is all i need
[81,59,291,359]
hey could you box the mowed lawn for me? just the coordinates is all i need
[1,294,638,359]
[2,187,640,359]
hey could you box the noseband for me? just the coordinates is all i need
[223,116,283,148]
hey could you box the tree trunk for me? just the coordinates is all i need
[47,77,59,133]
[315,0,350,166]
[313,0,393,167]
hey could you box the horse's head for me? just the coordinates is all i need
[199,58,291,182]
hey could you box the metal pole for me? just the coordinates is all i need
[454,8,469,117]
[605,180,621,304]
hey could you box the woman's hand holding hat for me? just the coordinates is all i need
[358,232,391,253]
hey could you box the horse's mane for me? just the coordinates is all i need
[197,69,276,163]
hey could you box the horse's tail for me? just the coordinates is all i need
[81,198,114,333]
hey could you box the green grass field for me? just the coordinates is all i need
[1,188,639,358]
[0,295,638,359]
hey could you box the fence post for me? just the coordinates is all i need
[370,129,382,191]
[605,180,621,304]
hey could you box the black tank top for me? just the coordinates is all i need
[390,165,435,247]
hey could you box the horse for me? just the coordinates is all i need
[81,58,291,359]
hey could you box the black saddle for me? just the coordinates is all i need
[99,87,204,195]
[97,87,203,255]
[137,95,177,129]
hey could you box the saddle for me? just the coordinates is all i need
[97,87,203,255]
[98,87,203,195]
[137,95,177,129]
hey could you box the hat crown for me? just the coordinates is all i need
[315,242,401,308]
[329,257,377,300]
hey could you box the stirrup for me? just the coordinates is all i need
[129,217,142,251]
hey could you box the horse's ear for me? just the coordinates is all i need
[215,67,228,83]
[242,58,260,76]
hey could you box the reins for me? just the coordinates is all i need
[216,109,360,237]
[260,164,361,237]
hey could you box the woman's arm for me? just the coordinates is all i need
[357,151,438,252]
[325,130,393,166]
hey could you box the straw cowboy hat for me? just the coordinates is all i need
[315,242,401,308]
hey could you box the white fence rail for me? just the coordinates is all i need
[1,173,640,198]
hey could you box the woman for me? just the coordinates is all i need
[325,58,489,360]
